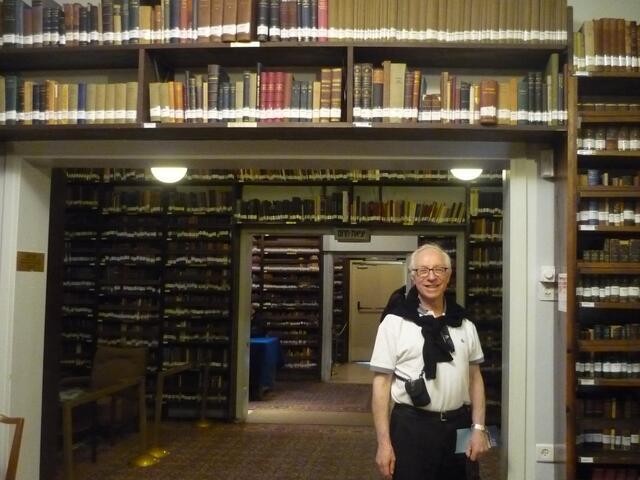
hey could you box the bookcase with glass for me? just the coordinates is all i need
[568,29,640,478]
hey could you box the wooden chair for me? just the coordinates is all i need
[0,414,24,480]
[60,346,148,480]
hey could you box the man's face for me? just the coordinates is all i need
[411,249,451,305]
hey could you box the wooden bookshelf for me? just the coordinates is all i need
[578,339,640,352]
[567,62,640,479]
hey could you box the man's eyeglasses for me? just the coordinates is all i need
[410,267,449,278]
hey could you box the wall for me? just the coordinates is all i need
[0,158,51,480]
[569,0,640,29]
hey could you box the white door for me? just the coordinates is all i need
[348,261,407,362]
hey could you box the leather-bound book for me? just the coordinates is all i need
[197,0,211,41]
[268,0,281,40]
[256,0,268,40]
[236,0,253,41]
[221,0,238,41]
[210,0,223,40]
[479,79,498,125]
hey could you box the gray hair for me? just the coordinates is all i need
[409,243,452,270]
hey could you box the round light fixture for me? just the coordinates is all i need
[450,168,483,181]
[150,167,188,183]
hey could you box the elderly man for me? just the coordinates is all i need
[371,243,490,480]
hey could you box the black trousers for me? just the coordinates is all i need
[390,404,480,480]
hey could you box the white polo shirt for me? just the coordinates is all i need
[370,311,484,412]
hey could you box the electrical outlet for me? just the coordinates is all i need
[538,284,557,301]
[536,444,555,462]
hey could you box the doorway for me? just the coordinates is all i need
[348,260,406,362]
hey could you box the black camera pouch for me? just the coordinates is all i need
[395,370,431,407]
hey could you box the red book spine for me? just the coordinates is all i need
[273,71,285,122]
[317,0,327,42]
[265,71,276,122]
[259,71,268,122]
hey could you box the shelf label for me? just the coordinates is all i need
[574,71,590,77]
[230,41,260,48]
[577,150,594,155]
[580,302,595,308]
[579,379,595,386]
[579,225,596,231]
[228,122,257,128]
[353,121,372,128]
[578,456,594,463]
[143,123,157,128]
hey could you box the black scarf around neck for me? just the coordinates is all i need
[391,286,465,379]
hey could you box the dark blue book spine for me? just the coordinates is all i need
[78,82,87,125]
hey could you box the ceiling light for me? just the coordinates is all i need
[150,167,188,183]
[450,168,483,181]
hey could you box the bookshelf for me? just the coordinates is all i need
[467,185,503,427]
[60,169,235,419]
[567,41,640,478]
[251,234,323,378]
[332,257,347,364]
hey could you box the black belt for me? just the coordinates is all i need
[395,403,469,422]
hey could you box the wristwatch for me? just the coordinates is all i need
[471,423,488,432]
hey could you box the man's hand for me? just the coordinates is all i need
[465,429,490,461]
[375,441,395,479]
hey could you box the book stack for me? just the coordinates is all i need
[574,19,640,73]
[588,468,639,480]
[351,198,465,225]
[577,199,640,227]
[582,238,640,263]
[578,170,640,187]
[166,189,234,214]
[236,192,350,222]
[0,0,256,47]
[149,65,342,123]
[257,0,568,44]
[469,217,503,241]
[352,54,566,126]
[0,77,138,125]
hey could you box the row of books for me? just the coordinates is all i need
[352,200,465,225]
[149,67,342,123]
[577,397,640,418]
[578,170,640,187]
[353,56,566,126]
[67,167,503,183]
[0,78,138,125]
[469,218,503,240]
[469,246,502,268]
[577,428,640,450]
[579,127,640,153]
[574,18,640,73]
[576,353,640,379]
[470,190,503,216]
[581,238,640,263]
[257,0,568,43]
[0,0,255,47]
[587,469,639,480]
[580,324,640,341]
[1,0,569,48]
[237,195,466,224]
[577,199,640,227]
[577,277,640,303]
[580,102,640,113]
